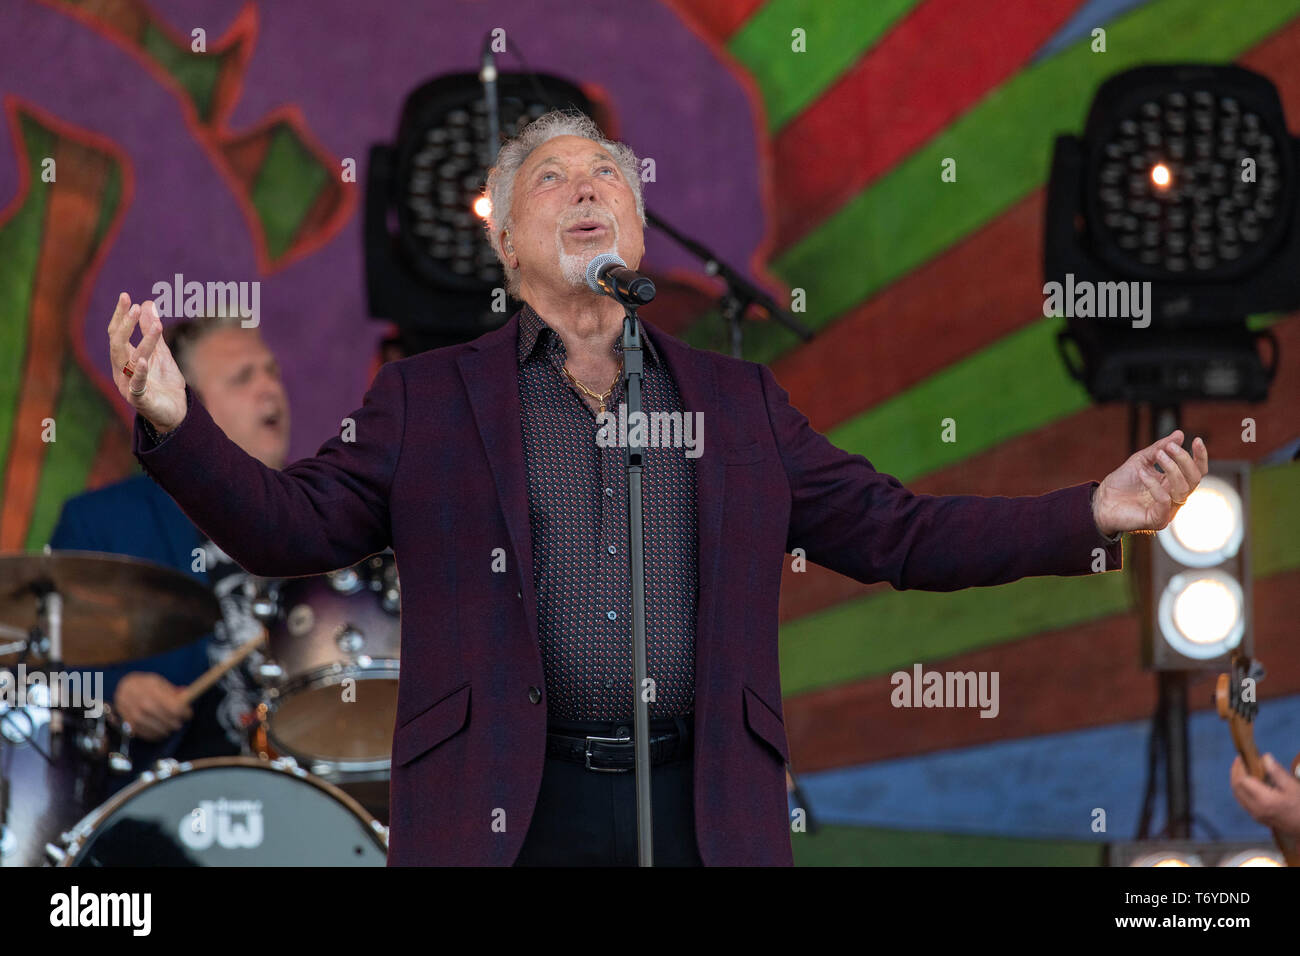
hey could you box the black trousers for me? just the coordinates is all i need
[514,717,703,866]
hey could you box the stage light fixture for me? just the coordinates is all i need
[1046,64,1294,403]
[1109,841,1282,866]
[1157,474,1243,566]
[1141,461,1252,671]
[1218,849,1284,867]
[1157,569,1244,660]
[1130,850,1204,866]
[365,72,602,354]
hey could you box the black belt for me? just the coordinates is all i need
[545,715,693,772]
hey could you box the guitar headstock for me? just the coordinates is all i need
[1215,651,1265,724]
[1213,652,1299,867]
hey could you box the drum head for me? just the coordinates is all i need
[62,758,387,866]
[267,668,399,767]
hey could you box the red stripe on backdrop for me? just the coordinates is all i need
[785,568,1300,772]
[777,313,1300,622]
[769,0,1085,253]
[656,0,767,45]
[770,191,1047,436]
[770,16,1300,437]
[1240,14,1300,113]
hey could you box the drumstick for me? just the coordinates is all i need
[182,627,266,705]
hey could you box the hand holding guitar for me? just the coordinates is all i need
[1231,753,1300,846]
[1217,652,1300,864]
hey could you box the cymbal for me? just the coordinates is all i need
[0,551,220,667]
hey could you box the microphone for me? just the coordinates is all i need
[585,253,656,305]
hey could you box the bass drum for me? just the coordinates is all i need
[54,757,388,866]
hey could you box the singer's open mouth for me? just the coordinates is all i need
[566,221,608,235]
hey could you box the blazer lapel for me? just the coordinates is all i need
[456,313,540,644]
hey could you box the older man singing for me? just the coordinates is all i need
[106,110,1208,866]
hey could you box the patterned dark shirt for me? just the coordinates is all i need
[516,302,698,720]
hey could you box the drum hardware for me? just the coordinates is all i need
[1,700,110,867]
[256,660,284,682]
[3,551,403,863]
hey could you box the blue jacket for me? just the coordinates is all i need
[48,473,210,701]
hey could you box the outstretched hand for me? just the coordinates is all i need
[1092,429,1209,536]
[107,293,188,433]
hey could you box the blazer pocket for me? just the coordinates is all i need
[722,439,765,465]
[392,682,470,767]
[742,684,790,764]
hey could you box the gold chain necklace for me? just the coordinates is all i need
[563,357,624,415]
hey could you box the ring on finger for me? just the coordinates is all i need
[129,381,147,396]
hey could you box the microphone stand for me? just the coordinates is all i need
[645,210,813,358]
[619,302,654,866]
[479,33,500,166]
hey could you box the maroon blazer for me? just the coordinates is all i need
[133,310,1123,865]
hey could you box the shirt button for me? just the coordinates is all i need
[604,487,614,497]
[607,545,617,555]
[616,725,629,736]
[604,679,614,690]
[606,610,617,621]
[528,686,542,704]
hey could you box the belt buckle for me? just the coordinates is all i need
[584,733,632,772]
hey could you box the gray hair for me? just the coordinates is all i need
[483,109,645,298]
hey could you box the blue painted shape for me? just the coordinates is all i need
[799,692,1300,843]
[1032,0,1157,62]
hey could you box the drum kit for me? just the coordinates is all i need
[0,549,400,867]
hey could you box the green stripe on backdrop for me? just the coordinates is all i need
[792,824,1104,865]
[91,163,122,250]
[250,125,328,262]
[1252,461,1300,577]
[826,312,1289,483]
[707,0,1300,364]
[24,359,108,550]
[727,0,919,132]
[779,543,1132,696]
[140,21,222,123]
[0,116,53,484]
[826,318,1086,483]
[779,461,1300,696]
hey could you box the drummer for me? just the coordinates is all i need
[49,315,290,771]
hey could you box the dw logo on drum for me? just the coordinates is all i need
[178,799,265,850]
